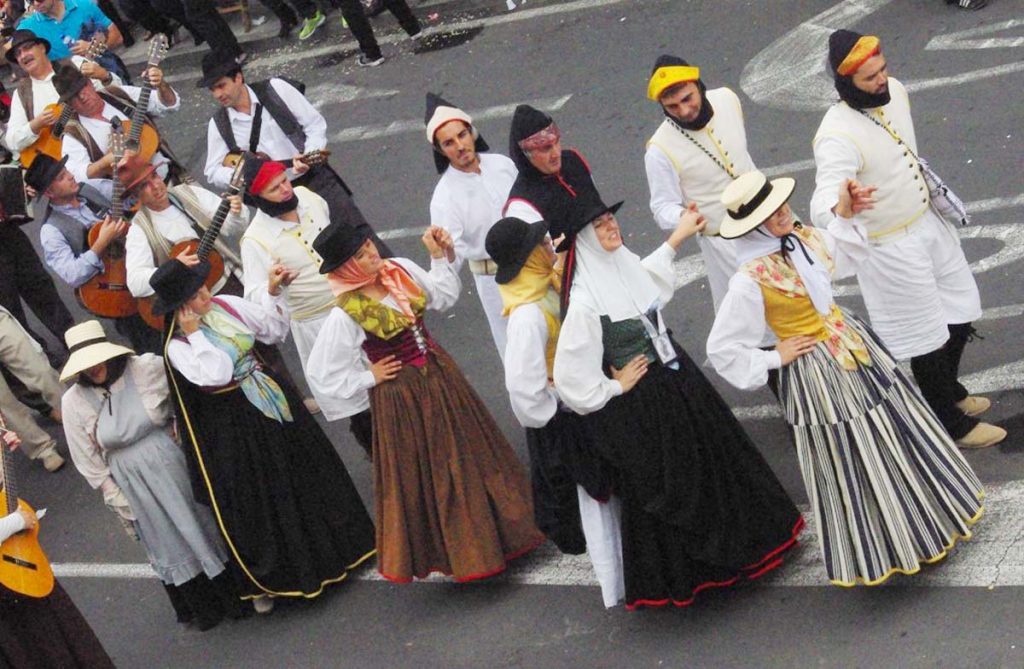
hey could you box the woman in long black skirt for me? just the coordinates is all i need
[553,194,803,610]
[151,258,376,613]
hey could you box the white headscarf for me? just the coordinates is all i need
[734,224,834,315]
[569,225,663,322]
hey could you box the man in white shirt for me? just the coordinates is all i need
[200,52,389,255]
[3,29,122,161]
[51,63,183,183]
[425,93,517,359]
[644,55,759,311]
[810,30,1001,449]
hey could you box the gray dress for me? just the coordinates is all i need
[90,370,229,586]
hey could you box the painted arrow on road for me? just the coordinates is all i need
[926,18,1024,51]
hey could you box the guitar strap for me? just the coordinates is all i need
[249,103,263,153]
[168,185,244,269]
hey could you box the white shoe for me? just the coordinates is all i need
[252,596,275,614]
[41,452,65,472]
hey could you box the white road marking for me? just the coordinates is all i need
[52,479,1024,589]
[307,84,400,109]
[925,18,1024,51]
[741,0,1024,111]
[331,94,572,144]
[761,159,817,177]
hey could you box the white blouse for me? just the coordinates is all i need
[166,292,291,388]
[706,217,870,391]
[553,243,678,415]
[62,353,171,503]
[504,303,559,429]
[306,257,461,421]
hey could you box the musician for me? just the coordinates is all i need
[200,52,388,254]
[51,63,185,183]
[0,435,116,669]
[25,153,161,352]
[16,0,130,82]
[3,29,122,161]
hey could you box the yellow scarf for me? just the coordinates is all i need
[498,246,562,378]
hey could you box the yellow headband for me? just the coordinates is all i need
[837,36,880,76]
[647,65,700,101]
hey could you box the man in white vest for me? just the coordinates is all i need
[810,30,1003,449]
[425,92,518,360]
[240,159,370,448]
[644,55,757,311]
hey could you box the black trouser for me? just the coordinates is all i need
[293,165,392,256]
[115,0,176,36]
[330,0,419,59]
[909,322,978,440]
[258,0,319,22]
[173,0,242,56]
[97,0,135,46]
[349,408,373,459]
[0,225,74,360]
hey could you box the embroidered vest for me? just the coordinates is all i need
[646,87,757,236]
[241,188,335,320]
[741,227,870,371]
[813,78,929,242]
[131,185,243,269]
[599,313,658,370]
[42,183,111,256]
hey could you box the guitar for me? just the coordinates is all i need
[19,36,109,168]
[222,148,330,169]
[77,119,137,318]
[137,157,247,331]
[0,414,55,599]
[117,34,168,165]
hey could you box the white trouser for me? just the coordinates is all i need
[473,272,508,362]
[698,233,739,313]
[577,486,624,608]
[857,211,982,360]
[0,311,62,460]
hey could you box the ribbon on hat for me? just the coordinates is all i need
[836,35,880,76]
[727,180,774,220]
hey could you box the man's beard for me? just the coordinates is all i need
[254,193,300,217]
[835,75,891,110]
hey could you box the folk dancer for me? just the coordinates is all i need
[810,30,1003,448]
[643,55,757,310]
[708,170,984,585]
[425,92,517,358]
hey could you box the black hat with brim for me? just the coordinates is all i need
[23,154,68,193]
[149,259,211,316]
[197,50,240,89]
[52,63,90,103]
[314,222,372,275]
[485,217,550,285]
[555,195,624,252]
[5,30,50,64]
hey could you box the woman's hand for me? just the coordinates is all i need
[667,202,707,250]
[17,507,38,531]
[610,354,649,393]
[370,354,402,384]
[267,262,299,296]
[177,305,200,335]
[835,179,878,219]
[775,335,818,365]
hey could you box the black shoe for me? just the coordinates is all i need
[278,12,298,38]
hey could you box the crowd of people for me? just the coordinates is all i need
[0,1,1007,664]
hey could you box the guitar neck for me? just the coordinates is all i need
[128,86,153,146]
[111,177,125,221]
[196,199,232,260]
[0,414,17,512]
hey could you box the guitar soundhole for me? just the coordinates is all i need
[2,554,38,570]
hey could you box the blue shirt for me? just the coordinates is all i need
[18,0,112,61]
[39,179,113,288]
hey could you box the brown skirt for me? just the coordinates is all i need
[370,346,544,582]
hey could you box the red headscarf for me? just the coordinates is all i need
[249,161,286,195]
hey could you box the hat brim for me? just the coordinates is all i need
[196,63,239,89]
[718,178,796,239]
[318,229,372,275]
[5,34,50,64]
[150,263,210,315]
[555,200,624,252]
[31,155,69,193]
[57,77,90,104]
[495,220,550,285]
[124,161,166,193]
[59,341,135,382]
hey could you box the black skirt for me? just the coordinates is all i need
[526,411,591,555]
[586,345,803,610]
[169,367,377,600]
[0,581,115,669]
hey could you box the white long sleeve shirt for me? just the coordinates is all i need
[166,292,291,387]
[706,217,870,391]
[204,80,328,189]
[5,56,123,154]
[125,187,249,298]
[306,257,462,421]
[62,87,180,182]
[504,303,559,428]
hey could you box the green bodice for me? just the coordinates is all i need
[600,314,658,369]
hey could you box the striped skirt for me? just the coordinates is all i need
[779,313,984,586]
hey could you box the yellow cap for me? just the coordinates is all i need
[646,65,700,101]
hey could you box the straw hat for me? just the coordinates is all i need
[718,171,796,239]
[60,321,134,382]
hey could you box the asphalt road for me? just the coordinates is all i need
[8,0,1024,667]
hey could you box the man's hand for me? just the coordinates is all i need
[70,39,92,56]
[292,157,310,176]
[79,61,111,83]
[667,202,707,250]
[836,179,878,219]
[173,251,200,267]
[28,107,58,133]
[142,66,164,88]
[1,428,21,451]
[17,507,38,531]
[268,262,299,296]
[90,216,129,255]
[225,194,243,216]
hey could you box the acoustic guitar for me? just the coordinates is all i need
[137,157,248,331]
[0,414,55,599]
[222,148,330,169]
[118,35,168,164]
[19,36,108,169]
[77,120,137,318]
